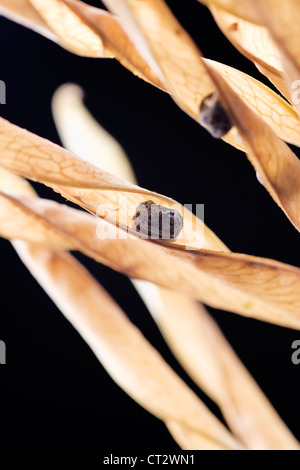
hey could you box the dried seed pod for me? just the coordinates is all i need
[199,91,232,138]
[256,171,264,186]
[132,200,183,240]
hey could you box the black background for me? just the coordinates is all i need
[0,0,299,451]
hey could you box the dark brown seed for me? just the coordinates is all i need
[132,200,183,240]
[199,91,232,139]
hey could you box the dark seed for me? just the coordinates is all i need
[132,200,183,240]
[199,92,232,139]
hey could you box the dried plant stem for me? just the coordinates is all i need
[133,281,299,450]
[12,240,243,450]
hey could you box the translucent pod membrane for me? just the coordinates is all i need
[62,188,210,250]
[256,171,264,186]
[199,91,232,138]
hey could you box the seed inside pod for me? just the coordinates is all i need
[132,200,183,240]
[199,91,232,139]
